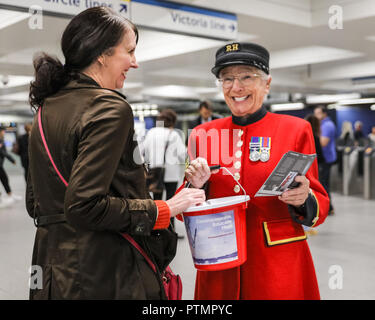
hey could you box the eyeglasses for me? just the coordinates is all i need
[216,73,264,89]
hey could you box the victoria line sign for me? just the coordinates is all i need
[0,0,238,40]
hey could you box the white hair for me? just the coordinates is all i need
[340,121,354,139]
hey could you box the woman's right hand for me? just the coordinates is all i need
[166,188,206,217]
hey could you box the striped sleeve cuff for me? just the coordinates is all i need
[153,200,171,230]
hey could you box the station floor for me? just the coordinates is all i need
[1,163,375,300]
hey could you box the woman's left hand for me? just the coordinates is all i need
[278,175,310,207]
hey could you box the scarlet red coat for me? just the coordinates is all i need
[185,110,329,300]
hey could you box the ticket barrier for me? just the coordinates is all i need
[343,146,364,196]
[364,147,375,199]
[330,146,345,193]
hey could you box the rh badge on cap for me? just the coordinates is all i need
[225,43,240,52]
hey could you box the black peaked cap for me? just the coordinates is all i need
[211,42,270,77]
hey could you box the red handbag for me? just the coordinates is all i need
[163,266,183,300]
[38,106,182,300]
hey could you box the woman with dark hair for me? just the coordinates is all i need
[27,7,204,300]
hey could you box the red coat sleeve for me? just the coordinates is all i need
[293,121,330,228]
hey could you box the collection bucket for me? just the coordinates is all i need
[183,168,250,271]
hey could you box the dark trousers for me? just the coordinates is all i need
[0,166,11,194]
[21,156,29,182]
[319,161,333,209]
[153,182,178,200]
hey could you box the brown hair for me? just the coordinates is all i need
[29,6,138,111]
[199,100,212,111]
[157,109,177,128]
[305,114,321,136]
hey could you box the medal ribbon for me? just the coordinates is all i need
[250,136,261,152]
[262,137,271,150]
[261,137,271,160]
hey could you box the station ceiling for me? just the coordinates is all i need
[0,0,375,118]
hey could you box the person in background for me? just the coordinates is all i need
[143,109,186,234]
[26,7,204,300]
[354,120,366,146]
[0,126,21,205]
[189,100,219,129]
[368,126,375,145]
[304,114,324,236]
[335,121,355,176]
[16,123,32,181]
[337,121,355,147]
[144,109,186,201]
[314,105,336,215]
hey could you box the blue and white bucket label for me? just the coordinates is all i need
[184,210,238,265]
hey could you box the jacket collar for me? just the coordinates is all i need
[63,73,127,100]
[231,105,268,126]
[64,72,101,89]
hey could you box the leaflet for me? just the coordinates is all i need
[255,151,316,197]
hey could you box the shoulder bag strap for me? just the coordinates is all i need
[121,233,157,273]
[38,107,69,187]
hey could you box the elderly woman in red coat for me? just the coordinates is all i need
[184,42,329,300]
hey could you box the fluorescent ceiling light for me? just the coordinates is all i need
[0,9,31,30]
[135,30,257,63]
[271,103,305,111]
[337,98,375,105]
[331,105,359,111]
[271,46,363,69]
[141,85,201,99]
[306,93,361,104]
[135,30,224,62]
[327,104,353,110]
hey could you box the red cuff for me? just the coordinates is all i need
[153,200,171,230]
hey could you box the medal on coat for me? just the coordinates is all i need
[249,137,261,162]
[250,137,271,162]
[260,137,271,162]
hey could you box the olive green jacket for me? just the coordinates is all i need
[26,73,176,299]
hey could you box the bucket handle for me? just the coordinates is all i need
[220,166,247,198]
[185,164,247,198]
